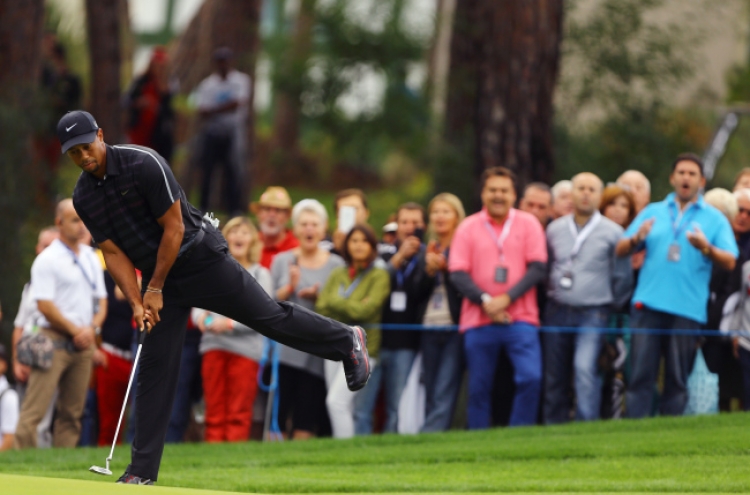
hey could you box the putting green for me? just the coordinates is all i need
[0,473,245,495]
[0,476,735,495]
[0,477,729,495]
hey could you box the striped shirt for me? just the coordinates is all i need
[72,144,203,273]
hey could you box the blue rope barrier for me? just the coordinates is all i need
[370,323,745,337]
[257,338,283,442]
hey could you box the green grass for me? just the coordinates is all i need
[2,414,750,493]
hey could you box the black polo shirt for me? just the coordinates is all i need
[73,144,203,273]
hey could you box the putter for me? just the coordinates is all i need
[90,327,147,476]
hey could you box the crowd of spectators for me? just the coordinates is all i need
[7,157,750,448]
[6,44,750,450]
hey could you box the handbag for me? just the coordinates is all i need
[15,332,55,370]
[684,349,719,415]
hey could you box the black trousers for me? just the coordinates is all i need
[128,226,352,480]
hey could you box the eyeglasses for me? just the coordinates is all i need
[739,207,750,216]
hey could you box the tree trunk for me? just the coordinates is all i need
[428,0,457,135]
[440,0,563,209]
[86,0,124,142]
[170,0,262,94]
[0,0,46,338]
[0,1,45,90]
[270,0,317,182]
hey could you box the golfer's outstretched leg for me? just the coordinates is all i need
[173,226,371,390]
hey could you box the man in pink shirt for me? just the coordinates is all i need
[449,167,547,428]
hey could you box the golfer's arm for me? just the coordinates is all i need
[148,200,185,290]
[99,240,143,309]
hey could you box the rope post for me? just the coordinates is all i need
[257,338,283,442]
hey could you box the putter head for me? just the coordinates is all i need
[89,465,112,476]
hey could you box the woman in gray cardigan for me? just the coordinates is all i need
[271,199,344,440]
[192,217,272,442]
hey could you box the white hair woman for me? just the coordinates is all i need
[704,188,738,222]
[270,199,345,440]
[703,188,742,396]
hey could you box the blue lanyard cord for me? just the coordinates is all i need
[396,256,418,289]
[62,243,98,291]
[668,202,699,241]
[257,338,283,441]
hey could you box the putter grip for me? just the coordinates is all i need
[138,329,147,345]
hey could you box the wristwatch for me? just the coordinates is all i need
[701,245,711,257]
[480,293,492,304]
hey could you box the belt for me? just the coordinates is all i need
[39,327,78,352]
[40,326,73,341]
[101,342,134,361]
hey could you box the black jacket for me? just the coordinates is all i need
[416,247,463,325]
[380,245,434,350]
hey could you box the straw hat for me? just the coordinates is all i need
[250,186,292,214]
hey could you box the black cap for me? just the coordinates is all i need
[0,343,6,362]
[57,110,99,154]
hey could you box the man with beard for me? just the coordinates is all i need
[616,153,737,418]
[251,186,299,269]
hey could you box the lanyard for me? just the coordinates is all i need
[340,268,372,299]
[483,209,516,262]
[62,243,98,291]
[565,211,602,261]
[668,201,699,241]
[396,256,418,289]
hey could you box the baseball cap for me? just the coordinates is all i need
[382,222,397,234]
[57,110,99,154]
[250,186,292,214]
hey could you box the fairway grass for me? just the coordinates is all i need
[2,414,750,493]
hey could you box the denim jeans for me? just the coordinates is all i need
[625,306,698,418]
[543,302,609,423]
[353,360,383,435]
[464,323,542,429]
[420,331,463,432]
[355,348,416,434]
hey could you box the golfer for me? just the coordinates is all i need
[58,110,370,485]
